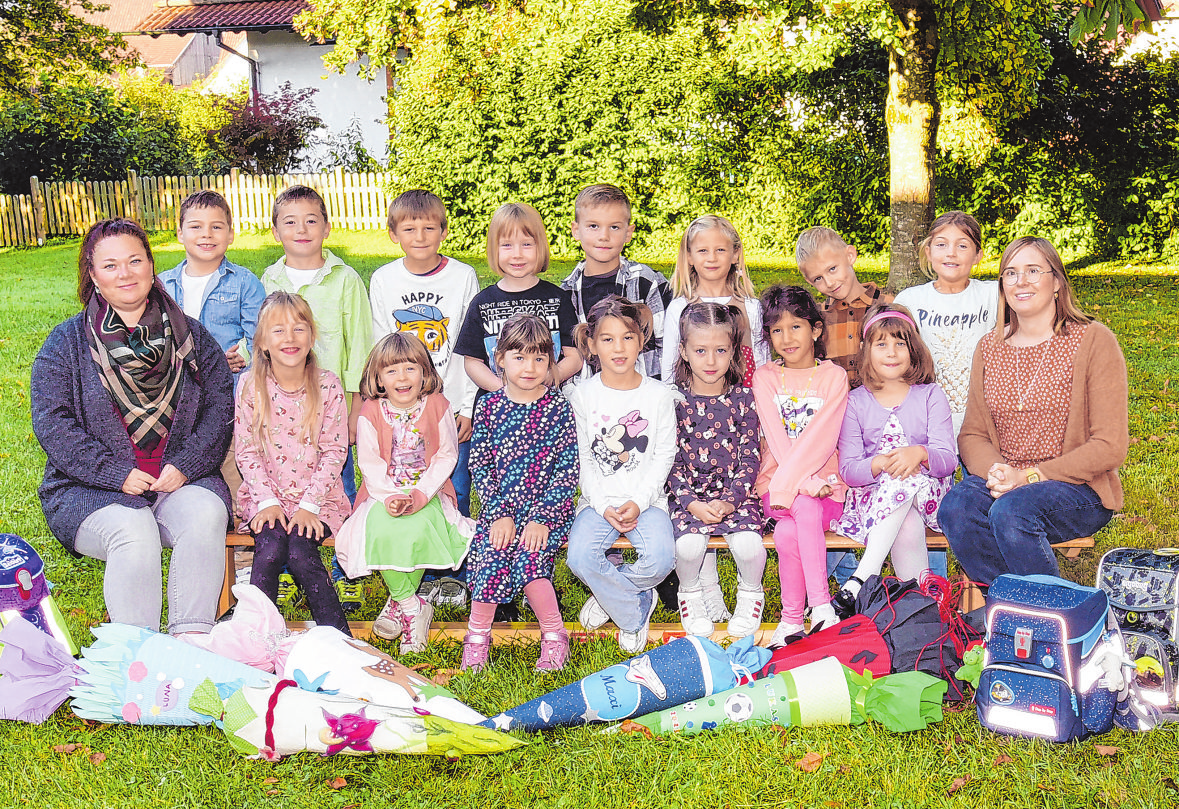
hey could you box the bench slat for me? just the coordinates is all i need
[219,528,1093,617]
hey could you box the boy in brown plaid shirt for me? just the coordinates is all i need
[795,226,892,389]
[795,227,950,581]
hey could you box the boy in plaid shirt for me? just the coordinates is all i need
[795,226,891,389]
[562,184,672,380]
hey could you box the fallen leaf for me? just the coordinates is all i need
[409,663,431,672]
[1162,777,1179,792]
[89,752,106,764]
[265,790,279,797]
[619,720,653,739]
[946,775,972,796]
[431,668,460,687]
[262,778,279,785]
[341,804,360,809]
[1149,435,1162,442]
[52,744,88,754]
[795,752,825,773]
[993,754,1014,766]
[1095,745,1119,757]
[327,777,348,790]
[1038,783,1057,792]
[838,765,852,775]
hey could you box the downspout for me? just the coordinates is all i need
[214,30,260,99]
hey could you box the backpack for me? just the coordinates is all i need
[1097,548,1179,641]
[1097,548,1179,716]
[977,574,1127,742]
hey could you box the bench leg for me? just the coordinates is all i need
[218,545,236,618]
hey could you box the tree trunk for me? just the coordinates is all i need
[885,0,939,293]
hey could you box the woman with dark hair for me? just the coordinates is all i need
[939,237,1128,585]
[31,219,234,633]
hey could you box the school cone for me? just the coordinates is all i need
[632,656,948,736]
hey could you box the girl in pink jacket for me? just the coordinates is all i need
[753,286,849,647]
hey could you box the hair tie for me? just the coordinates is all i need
[862,311,915,336]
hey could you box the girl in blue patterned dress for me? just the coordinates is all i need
[463,314,579,672]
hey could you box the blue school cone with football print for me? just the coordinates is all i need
[479,636,770,733]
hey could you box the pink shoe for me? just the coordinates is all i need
[461,629,491,672]
[535,629,570,671]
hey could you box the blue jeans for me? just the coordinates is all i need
[939,475,1112,586]
[341,446,357,506]
[826,551,858,581]
[419,440,473,586]
[452,440,471,518]
[567,507,675,632]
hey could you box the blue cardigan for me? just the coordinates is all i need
[31,312,234,553]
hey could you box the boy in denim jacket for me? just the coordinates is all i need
[159,190,266,376]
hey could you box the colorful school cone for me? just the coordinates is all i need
[0,614,84,723]
[631,656,947,736]
[70,623,276,725]
[281,626,487,725]
[480,635,770,733]
[189,678,524,760]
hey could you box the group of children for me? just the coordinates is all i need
[165,181,998,671]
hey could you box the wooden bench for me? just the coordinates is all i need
[219,529,1094,619]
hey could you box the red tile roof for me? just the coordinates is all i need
[134,0,309,34]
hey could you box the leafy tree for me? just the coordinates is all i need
[212,83,324,174]
[0,0,134,96]
[939,22,1179,260]
[0,71,228,193]
[371,0,722,253]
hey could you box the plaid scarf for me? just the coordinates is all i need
[86,279,198,453]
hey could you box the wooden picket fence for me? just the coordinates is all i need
[0,169,394,247]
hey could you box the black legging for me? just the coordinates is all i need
[250,523,351,636]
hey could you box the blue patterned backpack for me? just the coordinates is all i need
[977,574,1133,742]
[1098,548,1179,717]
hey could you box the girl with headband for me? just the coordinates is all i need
[830,303,958,615]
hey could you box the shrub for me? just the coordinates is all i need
[213,82,324,174]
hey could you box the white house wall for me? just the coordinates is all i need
[202,30,389,168]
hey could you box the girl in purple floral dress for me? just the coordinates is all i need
[833,304,957,615]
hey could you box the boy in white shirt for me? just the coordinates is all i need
[369,190,481,608]
[369,189,479,518]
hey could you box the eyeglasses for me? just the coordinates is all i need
[1000,267,1050,285]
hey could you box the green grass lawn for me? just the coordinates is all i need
[2,231,1179,807]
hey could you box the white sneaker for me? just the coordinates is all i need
[371,597,403,640]
[677,589,714,636]
[727,587,766,639]
[808,603,838,634]
[578,595,610,631]
[701,582,733,623]
[767,621,805,647]
[399,596,434,654]
[618,594,657,655]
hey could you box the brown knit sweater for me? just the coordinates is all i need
[958,321,1128,510]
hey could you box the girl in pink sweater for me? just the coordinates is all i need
[235,292,352,635]
[753,285,849,647]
